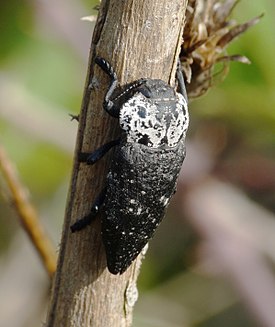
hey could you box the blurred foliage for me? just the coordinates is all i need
[0,0,34,61]
[0,0,274,326]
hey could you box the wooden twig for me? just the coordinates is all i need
[46,0,188,326]
[0,144,57,278]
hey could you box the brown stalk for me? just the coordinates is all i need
[46,0,188,326]
[0,144,57,278]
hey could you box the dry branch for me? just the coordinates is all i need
[46,1,188,326]
[0,144,57,278]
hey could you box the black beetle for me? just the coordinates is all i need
[71,57,189,274]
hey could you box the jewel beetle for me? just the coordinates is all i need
[71,57,189,274]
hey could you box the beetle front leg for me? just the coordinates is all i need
[70,188,106,232]
[95,56,147,118]
[95,57,120,118]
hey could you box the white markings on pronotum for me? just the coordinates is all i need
[119,92,188,148]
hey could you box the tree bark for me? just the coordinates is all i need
[46,0,188,326]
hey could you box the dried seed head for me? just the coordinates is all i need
[181,0,263,98]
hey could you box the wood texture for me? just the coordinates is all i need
[46,0,187,326]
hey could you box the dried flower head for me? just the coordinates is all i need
[181,0,263,98]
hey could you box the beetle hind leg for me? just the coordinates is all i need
[70,188,106,232]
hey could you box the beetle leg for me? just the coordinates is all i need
[95,57,120,117]
[176,59,188,103]
[70,188,106,232]
[79,139,120,165]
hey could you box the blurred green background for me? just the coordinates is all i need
[0,1,274,326]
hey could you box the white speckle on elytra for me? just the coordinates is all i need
[159,195,170,206]
[163,197,169,206]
